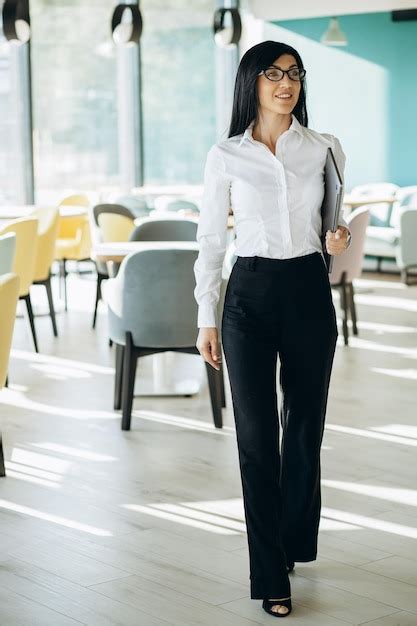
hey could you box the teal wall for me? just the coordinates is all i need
[267,12,417,190]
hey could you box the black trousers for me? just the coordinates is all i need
[221,251,338,599]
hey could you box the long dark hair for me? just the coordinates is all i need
[228,40,308,138]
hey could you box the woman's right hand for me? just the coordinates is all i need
[196,327,222,371]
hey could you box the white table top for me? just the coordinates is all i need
[0,205,87,220]
[342,194,396,207]
[93,240,199,262]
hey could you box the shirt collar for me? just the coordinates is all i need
[237,113,304,147]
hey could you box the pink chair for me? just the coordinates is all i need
[329,207,370,345]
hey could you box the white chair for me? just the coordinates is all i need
[329,207,370,345]
[395,208,417,284]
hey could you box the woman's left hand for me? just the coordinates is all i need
[325,225,350,256]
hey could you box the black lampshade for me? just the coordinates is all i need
[2,0,31,44]
[111,3,142,45]
[213,8,241,48]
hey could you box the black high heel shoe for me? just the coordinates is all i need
[262,596,292,617]
[286,559,295,573]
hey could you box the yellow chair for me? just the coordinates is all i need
[59,194,90,208]
[0,273,20,476]
[31,207,60,337]
[55,195,92,310]
[0,218,39,352]
[97,213,135,242]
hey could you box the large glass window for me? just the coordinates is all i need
[0,29,28,204]
[141,1,216,185]
[30,0,119,202]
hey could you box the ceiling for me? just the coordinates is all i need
[247,0,417,21]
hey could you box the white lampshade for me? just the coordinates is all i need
[14,19,31,43]
[113,22,133,45]
[214,26,235,48]
[321,17,348,46]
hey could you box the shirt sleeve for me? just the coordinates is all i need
[331,135,350,232]
[193,144,231,329]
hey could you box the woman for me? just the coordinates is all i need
[194,40,351,618]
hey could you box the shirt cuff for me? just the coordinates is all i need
[197,304,218,329]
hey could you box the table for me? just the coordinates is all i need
[342,194,396,209]
[93,240,199,263]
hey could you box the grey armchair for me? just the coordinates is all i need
[103,246,226,430]
[91,204,135,329]
[129,218,198,242]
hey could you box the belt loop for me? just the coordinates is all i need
[250,256,257,271]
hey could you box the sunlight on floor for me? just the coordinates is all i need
[10,349,114,375]
[345,337,417,358]
[322,479,417,506]
[322,507,417,539]
[122,498,246,535]
[0,499,113,536]
[325,423,417,446]
[30,442,117,462]
[0,388,118,420]
[372,367,417,380]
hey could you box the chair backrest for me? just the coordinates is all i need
[395,185,417,207]
[0,218,38,296]
[129,218,198,242]
[396,208,417,268]
[31,207,59,281]
[92,203,134,226]
[59,194,90,208]
[390,186,417,230]
[165,199,199,213]
[55,213,92,260]
[97,213,135,242]
[113,196,149,217]
[329,206,370,284]
[106,247,199,347]
[350,183,399,197]
[0,233,16,275]
[0,273,20,389]
[350,183,399,227]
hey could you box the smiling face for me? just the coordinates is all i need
[256,53,302,115]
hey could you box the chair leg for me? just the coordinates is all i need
[45,275,58,337]
[219,344,226,408]
[401,268,408,285]
[23,294,39,352]
[0,433,5,477]
[220,366,226,408]
[114,343,124,410]
[92,272,104,329]
[348,282,358,336]
[60,259,68,311]
[121,333,137,431]
[339,282,349,346]
[205,362,223,428]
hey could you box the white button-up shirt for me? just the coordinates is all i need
[193,113,348,328]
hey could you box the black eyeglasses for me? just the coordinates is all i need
[258,66,306,82]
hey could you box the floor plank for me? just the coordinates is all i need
[0,270,416,625]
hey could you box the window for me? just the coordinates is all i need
[141,1,215,184]
[30,0,119,202]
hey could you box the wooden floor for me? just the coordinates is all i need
[1,268,416,625]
